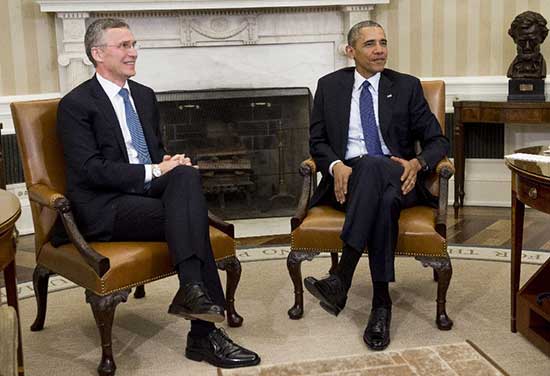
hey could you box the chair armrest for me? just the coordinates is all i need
[291,158,316,230]
[433,157,454,238]
[27,183,110,277]
[208,210,235,238]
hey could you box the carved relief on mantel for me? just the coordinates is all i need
[37,1,384,93]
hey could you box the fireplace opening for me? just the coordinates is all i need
[156,88,311,220]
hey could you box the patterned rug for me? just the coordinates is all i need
[2,245,548,302]
[219,341,507,376]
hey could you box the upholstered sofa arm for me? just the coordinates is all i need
[291,158,317,230]
[208,210,235,238]
[27,183,110,278]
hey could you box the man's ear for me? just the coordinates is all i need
[91,47,103,64]
[345,45,355,59]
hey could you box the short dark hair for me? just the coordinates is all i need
[85,18,130,67]
[347,20,384,47]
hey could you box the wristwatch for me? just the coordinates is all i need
[416,156,429,172]
[152,164,162,178]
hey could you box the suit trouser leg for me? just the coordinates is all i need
[110,165,225,307]
[340,156,419,282]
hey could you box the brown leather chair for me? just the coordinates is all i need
[287,81,455,331]
[10,99,244,376]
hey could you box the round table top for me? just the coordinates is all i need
[0,189,21,234]
[505,145,550,180]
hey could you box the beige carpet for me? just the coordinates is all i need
[16,256,549,376]
[220,341,505,376]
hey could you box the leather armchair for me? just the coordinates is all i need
[10,99,244,376]
[287,81,455,331]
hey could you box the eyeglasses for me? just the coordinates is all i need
[94,41,139,51]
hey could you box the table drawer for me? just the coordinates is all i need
[516,175,550,214]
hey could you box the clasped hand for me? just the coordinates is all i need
[332,157,421,204]
[158,154,197,175]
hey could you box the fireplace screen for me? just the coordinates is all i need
[156,88,311,220]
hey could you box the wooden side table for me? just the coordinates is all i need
[0,189,23,375]
[505,145,550,357]
[454,101,550,214]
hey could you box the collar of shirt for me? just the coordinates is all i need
[96,73,131,100]
[353,70,380,94]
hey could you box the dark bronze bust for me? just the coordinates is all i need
[507,11,548,79]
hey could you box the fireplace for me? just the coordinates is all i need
[157,88,311,219]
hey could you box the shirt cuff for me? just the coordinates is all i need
[144,164,152,184]
[329,160,342,176]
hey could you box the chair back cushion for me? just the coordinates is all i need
[10,99,63,252]
[420,80,445,134]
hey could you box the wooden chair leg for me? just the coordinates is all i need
[4,260,24,376]
[216,256,243,327]
[133,285,145,299]
[30,264,51,332]
[329,252,339,274]
[86,289,130,376]
[417,256,454,330]
[287,250,319,319]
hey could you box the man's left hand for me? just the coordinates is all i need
[390,156,422,195]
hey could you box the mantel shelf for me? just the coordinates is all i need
[36,0,389,12]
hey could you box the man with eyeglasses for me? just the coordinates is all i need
[55,18,260,369]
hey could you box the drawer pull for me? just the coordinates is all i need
[528,187,538,199]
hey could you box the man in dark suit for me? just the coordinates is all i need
[57,18,260,369]
[304,20,449,351]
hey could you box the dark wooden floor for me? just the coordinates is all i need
[2,206,550,288]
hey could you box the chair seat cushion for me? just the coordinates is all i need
[291,205,446,257]
[37,226,235,295]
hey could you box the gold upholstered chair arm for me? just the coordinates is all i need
[27,183,110,277]
[431,157,454,237]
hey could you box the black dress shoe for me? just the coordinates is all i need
[304,275,347,316]
[168,282,225,323]
[186,328,261,368]
[363,306,391,351]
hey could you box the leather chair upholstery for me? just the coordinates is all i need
[10,99,243,376]
[287,81,455,330]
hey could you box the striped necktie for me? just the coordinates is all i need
[119,88,152,164]
[360,81,383,156]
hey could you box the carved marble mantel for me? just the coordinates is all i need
[36,0,389,94]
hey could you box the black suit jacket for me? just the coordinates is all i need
[309,67,449,207]
[57,75,166,241]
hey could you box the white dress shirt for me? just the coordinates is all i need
[96,73,152,183]
[329,70,390,175]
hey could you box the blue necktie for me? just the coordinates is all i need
[360,81,383,156]
[119,88,152,164]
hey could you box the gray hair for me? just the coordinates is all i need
[347,20,384,47]
[85,18,130,67]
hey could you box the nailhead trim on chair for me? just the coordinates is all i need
[291,234,449,258]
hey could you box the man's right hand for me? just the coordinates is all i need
[333,162,352,204]
[158,154,194,175]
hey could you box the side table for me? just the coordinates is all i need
[454,100,550,214]
[505,145,550,357]
[0,189,23,375]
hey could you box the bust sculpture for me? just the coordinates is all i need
[507,11,548,79]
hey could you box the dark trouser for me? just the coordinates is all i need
[109,165,225,308]
[333,156,421,282]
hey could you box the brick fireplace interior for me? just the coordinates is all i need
[157,88,311,219]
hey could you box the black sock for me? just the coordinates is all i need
[189,319,216,338]
[372,281,392,308]
[177,256,202,287]
[335,244,362,290]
